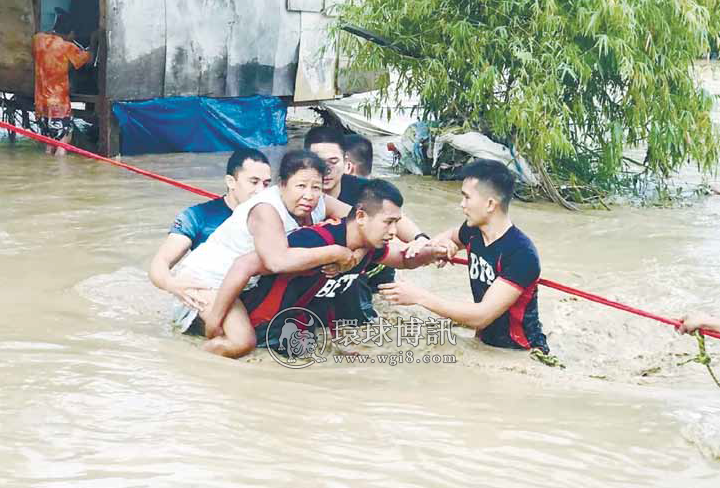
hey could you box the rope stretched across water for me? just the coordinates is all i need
[3,119,718,377]
[450,255,720,385]
[0,120,220,199]
[449,256,720,340]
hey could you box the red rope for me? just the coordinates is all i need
[0,120,220,199]
[450,256,720,340]
[5,120,717,341]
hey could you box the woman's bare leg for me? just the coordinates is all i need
[54,133,71,157]
[201,299,257,359]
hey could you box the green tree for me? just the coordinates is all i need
[336,0,720,208]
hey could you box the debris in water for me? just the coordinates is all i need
[677,331,720,389]
[530,348,566,369]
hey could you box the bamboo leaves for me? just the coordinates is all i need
[337,0,720,199]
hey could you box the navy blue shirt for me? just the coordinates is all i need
[337,173,395,321]
[240,219,388,329]
[169,197,232,250]
[338,174,370,207]
[287,219,388,299]
[458,222,549,353]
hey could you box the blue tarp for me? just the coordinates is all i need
[112,96,288,155]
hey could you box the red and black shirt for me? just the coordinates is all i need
[458,222,549,353]
[240,219,388,329]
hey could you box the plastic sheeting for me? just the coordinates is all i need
[112,96,288,155]
[320,92,419,136]
[318,86,538,185]
[397,122,430,175]
[433,131,539,186]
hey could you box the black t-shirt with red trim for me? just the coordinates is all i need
[458,222,549,353]
[240,219,388,332]
[337,174,395,322]
[338,174,370,207]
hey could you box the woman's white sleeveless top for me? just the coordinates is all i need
[177,185,326,288]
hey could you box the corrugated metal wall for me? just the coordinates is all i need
[0,0,341,102]
[105,0,167,100]
[106,0,327,101]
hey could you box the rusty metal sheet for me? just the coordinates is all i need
[0,0,36,96]
[225,0,300,97]
[164,0,233,97]
[105,0,166,100]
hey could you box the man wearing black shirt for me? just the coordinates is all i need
[201,179,447,358]
[344,134,374,177]
[343,133,396,314]
[303,126,369,202]
[338,173,368,207]
[380,159,550,354]
[304,127,431,324]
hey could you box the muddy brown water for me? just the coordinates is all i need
[2,67,720,486]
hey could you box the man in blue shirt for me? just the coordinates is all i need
[149,147,272,310]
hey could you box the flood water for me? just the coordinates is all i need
[2,73,720,487]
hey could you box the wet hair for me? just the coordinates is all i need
[461,159,515,212]
[344,134,373,176]
[52,9,73,36]
[226,147,270,177]
[348,179,404,220]
[304,126,346,152]
[278,150,327,184]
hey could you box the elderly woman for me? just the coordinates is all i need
[173,150,357,336]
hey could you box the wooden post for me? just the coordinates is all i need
[97,0,119,156]
[32,0,40,32]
